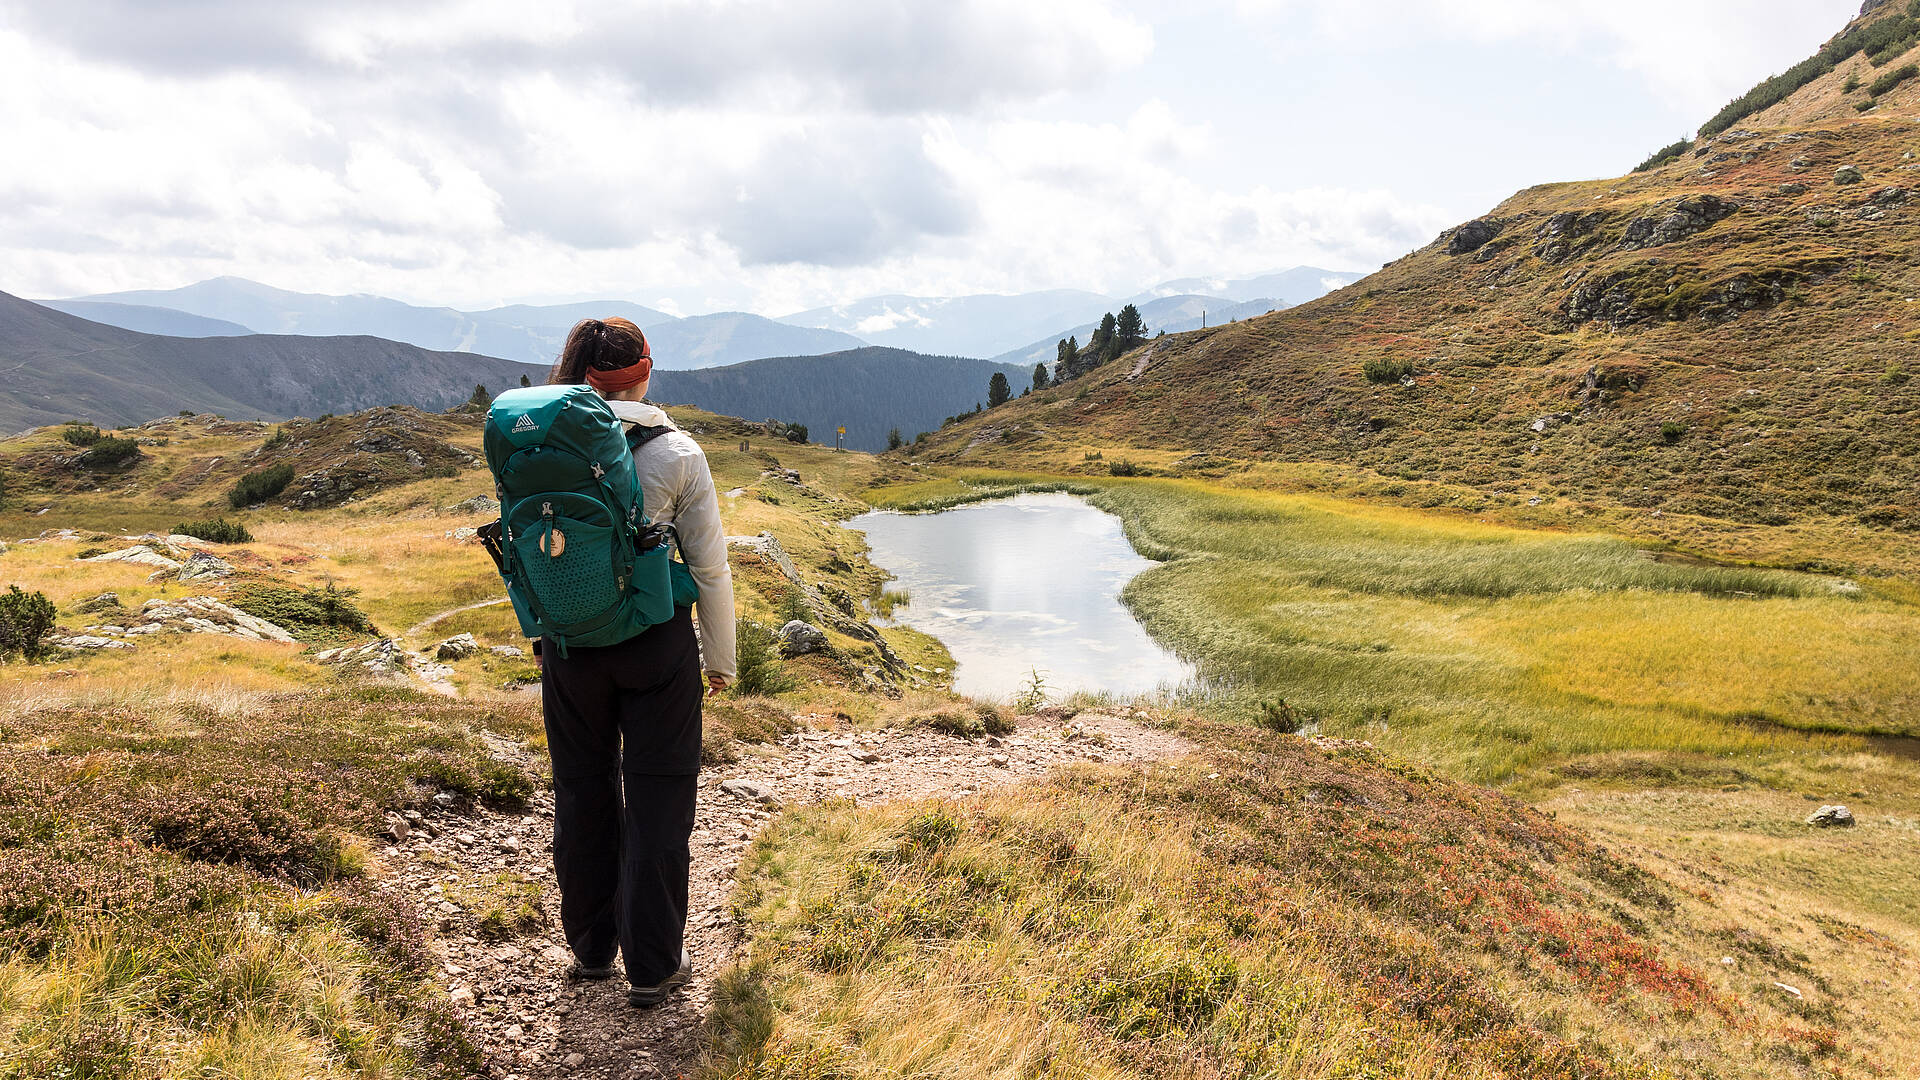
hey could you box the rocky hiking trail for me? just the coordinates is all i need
[378,707,1192,1080]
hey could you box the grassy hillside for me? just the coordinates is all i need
[0,291,540,432]
[911,7,1920,535]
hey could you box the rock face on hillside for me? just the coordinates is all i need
[56,596,298,648]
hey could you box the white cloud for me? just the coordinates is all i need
[1237,0,1861,115]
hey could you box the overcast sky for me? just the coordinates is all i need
[0,0,1862,314]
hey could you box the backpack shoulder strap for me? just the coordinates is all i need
[626,424,675,452]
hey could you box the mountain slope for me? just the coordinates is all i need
[33,300,253,338]
[641,313,869,370]
[0,291,539,431]
[915,5,1920,533]
[649,347,1029,451]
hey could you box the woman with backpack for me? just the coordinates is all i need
[528,316,737,1007]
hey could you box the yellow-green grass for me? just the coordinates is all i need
[711,732,1916,1079]
[869,472,1920,786]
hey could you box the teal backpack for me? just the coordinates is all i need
[482,385,696,656]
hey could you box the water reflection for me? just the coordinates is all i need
[847,492,1195,699]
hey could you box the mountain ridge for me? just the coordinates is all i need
[908,7,1920,535]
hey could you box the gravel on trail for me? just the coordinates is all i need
[376,708,1192,1080]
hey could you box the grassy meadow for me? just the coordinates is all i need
[5,407,1919,1077]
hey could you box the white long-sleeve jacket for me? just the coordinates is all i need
[607,399,738,680]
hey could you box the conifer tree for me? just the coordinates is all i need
[987,372,1012,408]
[1032,362,1050,391]
[1116,304,1146,350]
[886,427,904,451]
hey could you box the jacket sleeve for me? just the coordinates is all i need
[669,440,738,680]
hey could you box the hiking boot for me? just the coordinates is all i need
[566,958,618,982]
[627,951,692,1008]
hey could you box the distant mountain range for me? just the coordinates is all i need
[59,278,860,370]
[650,348,1030,453]
[0,290,540,432]
[48,267,1361,369]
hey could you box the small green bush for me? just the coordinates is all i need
[1108,460,1146,477]
[733,619,795,696]
[175,518,254,545]
[1869,62,1920,97]
[261,427,291,451]
[776,588,812,626]
[1363,357,1417,384]
[229,581,378,641]
[229,463,296,508]
[60,423,102,447]
[1844,72,1863,93]
[1632,139,1691,173]
[81,436,141,468]
[1660,421,1687,444]
[1257,699,1304,734]
[1882,364,1911,385]
[0,586,58,661]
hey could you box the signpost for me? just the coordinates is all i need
[835,426,846,452]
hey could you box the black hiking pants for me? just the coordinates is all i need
[541,607,702,987]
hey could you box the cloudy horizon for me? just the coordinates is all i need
[0,0,1863,316]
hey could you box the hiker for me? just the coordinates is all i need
[487,316,736,1008]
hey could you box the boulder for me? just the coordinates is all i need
[435,633,481,661]
[1617,195,1736,251]
[81,545,182,571]
[720,779,781,807]
[488,644,527,658]
[74,592,123,614]
[173,551,235,583]
[1835,165,1864,185]
[1778,182,1808,195]
[777,620,829,657]
[447,495,501,516]
[1446,219,1503,256]
[126,597,297,643]
[1806,804,1855,828]
[314,638,410,675]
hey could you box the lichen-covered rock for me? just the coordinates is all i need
[1445,219,1504,256]
[777,620,829,657]
[314,637,411,675]
[123,597,297,643]
[172,551,236,583]
[74,592,123,614]
[1835,165,1864,185]
[447,495,501,516]
[1806,804,1856,827]
[81,545,183,571]
[435,633,481,661]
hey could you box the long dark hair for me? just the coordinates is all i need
[548,317,649,385]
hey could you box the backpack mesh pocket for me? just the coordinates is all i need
[515,518,620,627]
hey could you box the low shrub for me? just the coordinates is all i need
[175,518,254,545]
[1868,61,1918,97]
[1363,357,1417,384]
[0,586,57,661]
[229,581,379,641]
[60,423,102,446]
[918,703,1014,739]
[228,463,296,508]
[1632,139,1691,173]
[81,436,141,468]
[734,619,796,696]
[1660,421,1687,444]
[261,427,291,451]
[1108,460,1146,477]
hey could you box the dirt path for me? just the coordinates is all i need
[377,708,1191,1080]
[406,597,511,641]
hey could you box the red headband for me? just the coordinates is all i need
[583,328,652,392]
